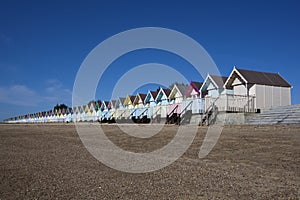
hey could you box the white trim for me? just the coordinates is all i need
[224,68,248,89]
[154,88,169,102]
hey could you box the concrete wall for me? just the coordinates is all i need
[214,112,258,125]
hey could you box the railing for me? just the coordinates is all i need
[151,106,162,123]
[138,108,149,118]
[102,111,109,119]
[6,94,259,123]
[201,95,221,126]
[130,108,138,118]
[180,100,193,116]
[116,109,126,119]
[216,94,256,113]
[110,110,115,119]
[167,104,179,118]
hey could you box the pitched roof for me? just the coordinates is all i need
[101,101,109,109]
[169,83,188,99]
[162,88,171,97]
[225,68,292,88]
[176,84,188,95]
[237,68,291,87]
[184,81,202,97]
[115,97,125,108]
[88,100,96,108]
[96,100,102,107]
[117,97,125,104]
[129,95,136,102]
[133,93,147,105]
[138,94,147,102]
[124,95,136,106]
[155,88,171,101]
[150,91,158,99]
[191,81,203,90]
[145,91,158,103]
[210,75,228,88]
[108,100,116,109]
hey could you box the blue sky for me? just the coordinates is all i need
[0,0,299,121]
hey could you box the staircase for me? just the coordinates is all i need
[151,107,163,124]
[132,108,150,124]
[200,97,220,126]
[166,105,180,124]
[200,105,218,126]
[247,104,300,125]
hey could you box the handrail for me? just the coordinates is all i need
[168,104,179,118]
[153,106,162,116]
[151,106,161,123]
[138,108,149,117]
[110,111,115,119]
[205,96,220,114]
[180,100,193,115]
[201,96,220,126]
[102,111,109,118]
[243,95,255,113]
[130,108,138,117]
[116,109,126,119]
[151,106,162,123]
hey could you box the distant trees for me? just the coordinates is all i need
[54,104,68,111]
[168,82,188,89]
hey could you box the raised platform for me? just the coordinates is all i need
[204,104,300,125]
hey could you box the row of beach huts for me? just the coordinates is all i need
[4,67,292,125]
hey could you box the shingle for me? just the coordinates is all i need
[192,81,203,90]
[210,75,228,88]
[150,91,158,99]
[163,88,171,97]
[237,68,291,87]
[176,84,188,95]
[139,94,147,102]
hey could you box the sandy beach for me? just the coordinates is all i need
[0,123,299,199]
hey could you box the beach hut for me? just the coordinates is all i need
[108,100,116,120]
[123,95,135,109]
[155,88,171,105]
[153,88,171,121]
[184,81,203,99]
[168,83,187,104]
[224,68,292,111]
[100,101,110,121]
[200,74,230,111]
[123,95,136,119]
[182,81,205,114]
[115,97,126,120]
[144,91,158,107]
[168,84,187,117]
[60,108,67,122]
[81,104,89,121]
[72,106,78,122]
[87,100,97,121]
[144,91,158,119]
[78,106,85,122]
[115,97,125,109]
[45,111,50,122]
[133,93,146,108]
[132,94,148,120]
[54,109,59,122]
[48,110,54,122]
[200,75,228,98]
[95,100,102,121]
[65,107,73,123]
